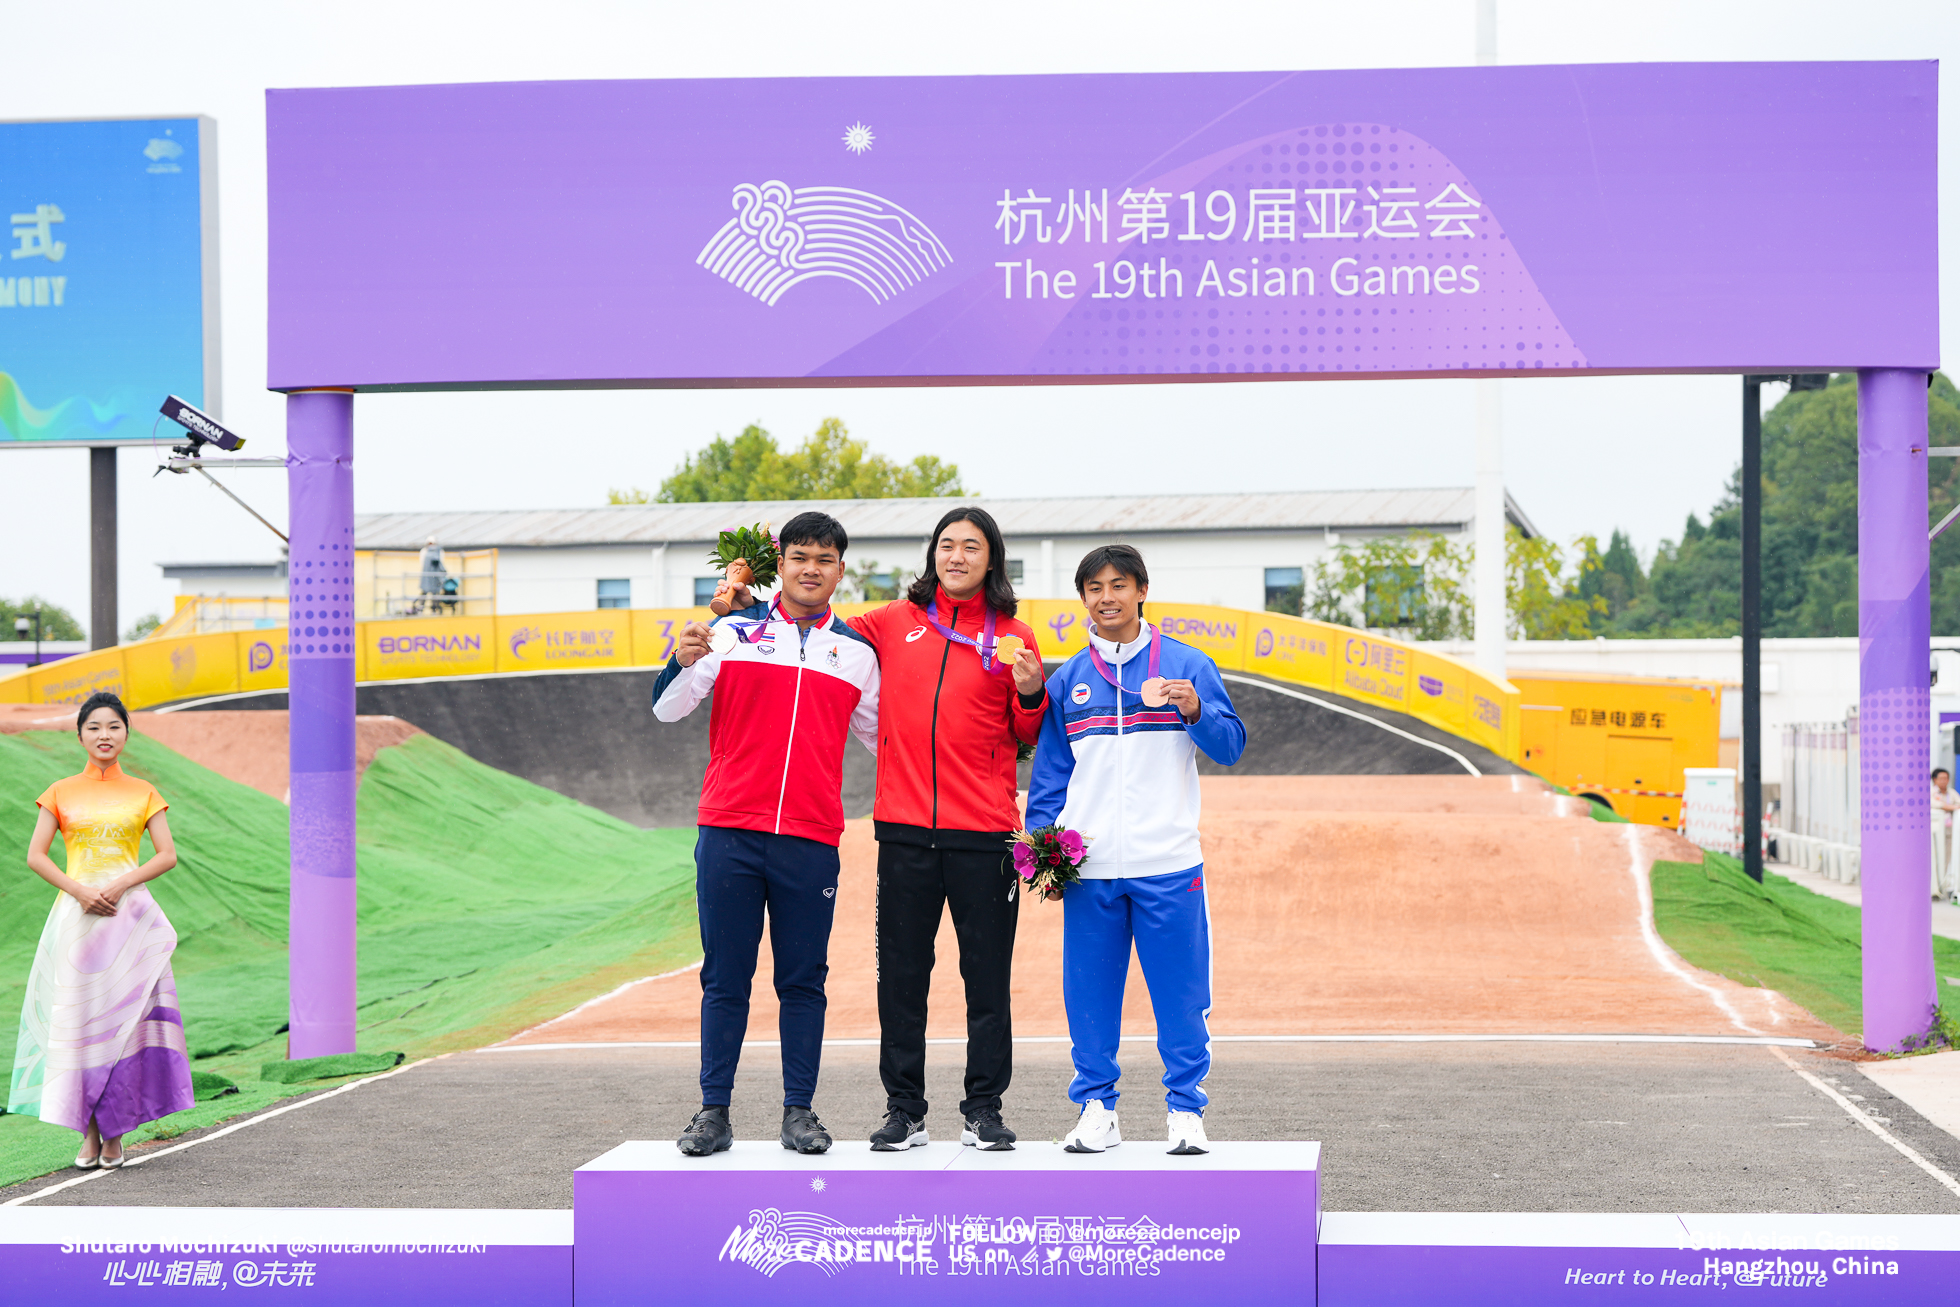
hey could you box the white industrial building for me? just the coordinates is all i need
[335,488,1538,615]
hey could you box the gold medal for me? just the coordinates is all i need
[993,634,1025,668]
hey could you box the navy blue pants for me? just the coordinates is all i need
[695,825,840,1108]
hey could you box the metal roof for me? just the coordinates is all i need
[354,489,1537,551]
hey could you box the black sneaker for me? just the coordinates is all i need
[868,1107,929,1151]
[781,1106,833,1154]
[960,1107,1017,1151]
[677,1105,733,1156]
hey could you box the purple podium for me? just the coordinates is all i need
[573,1140,1320,1305]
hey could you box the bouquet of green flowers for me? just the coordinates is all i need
[705,523,780,616]
[1010,824,1089,898]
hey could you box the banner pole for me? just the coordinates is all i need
[286,388,357,1059]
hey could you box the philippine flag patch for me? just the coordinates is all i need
[1071,683,1091,705]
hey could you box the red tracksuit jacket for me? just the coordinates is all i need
[848,590,1046,849]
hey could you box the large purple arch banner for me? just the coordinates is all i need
[265,61,1936,391]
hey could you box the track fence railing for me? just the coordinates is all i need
[1769,718,1861,884]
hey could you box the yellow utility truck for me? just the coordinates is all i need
[1511,671,1723,829]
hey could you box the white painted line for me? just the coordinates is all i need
[1621,825,1759,1034]
[1219,673,1482,776]
[1618,826,1960,1197]
[1769,1045,1960,1200]
[3,1056,441,1207]
[482,1033,1818,1053]
[490,960,703,1046]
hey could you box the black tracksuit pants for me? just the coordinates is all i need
[875,837,1019,1119]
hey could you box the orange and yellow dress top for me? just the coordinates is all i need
[7,758,194,1136]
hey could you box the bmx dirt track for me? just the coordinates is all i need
[505,774,1840,1049]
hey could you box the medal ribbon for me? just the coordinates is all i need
[724,595,830,645]
[926,594,1000,672]
[1086,623,1161,696]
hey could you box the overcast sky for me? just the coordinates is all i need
[1,0,1953,636]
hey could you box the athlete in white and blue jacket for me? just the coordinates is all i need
[1025,545,1246,1156]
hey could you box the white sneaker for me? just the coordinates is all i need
[1063,1100,1122,1153]
[1167,1110,1209,1155]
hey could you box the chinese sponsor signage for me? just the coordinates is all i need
[267,64,1933,390]
[1,117,218,444]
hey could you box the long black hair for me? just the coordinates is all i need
[76,691,131,734]
[906,505,1018,617]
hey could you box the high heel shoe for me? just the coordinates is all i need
[99,1149,124,1170]
[73,1153,101,1171]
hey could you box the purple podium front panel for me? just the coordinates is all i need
[0,1207,571,1306]
[266,63,1936,391]
[1320,1213,1960,1305]
[573,1140,1319,1306]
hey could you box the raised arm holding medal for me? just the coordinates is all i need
[1026,544,1247,1157]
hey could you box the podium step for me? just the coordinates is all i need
[574,1139,1321,1304]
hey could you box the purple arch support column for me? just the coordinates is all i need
[286,389,357,1059]
[1858,368,1937,1052]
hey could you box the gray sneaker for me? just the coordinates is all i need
[960,1107,1017,1151]
[869,1108,929,1151]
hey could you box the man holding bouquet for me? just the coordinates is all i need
[651,512,879,1157]
[1025,544,1246,1155]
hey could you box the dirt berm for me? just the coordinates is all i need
[171,668,1520,827]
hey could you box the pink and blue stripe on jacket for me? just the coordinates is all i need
[1026,626,1245,881]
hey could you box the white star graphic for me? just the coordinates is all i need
[843,122,875,155]
[810,1176,828,1192]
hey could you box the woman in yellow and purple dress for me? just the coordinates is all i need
[9,692,194,1170]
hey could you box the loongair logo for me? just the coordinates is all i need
[509,625,539,658]
[697,181,953,307]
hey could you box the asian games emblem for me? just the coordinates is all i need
[697,180,953,307]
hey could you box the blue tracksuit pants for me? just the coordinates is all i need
[1062,867,1213,1115]
[695,825,839,1108]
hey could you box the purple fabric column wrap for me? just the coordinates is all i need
[1858,369,1937,1052]
[286,390,357,1059]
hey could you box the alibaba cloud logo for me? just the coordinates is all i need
[697,180,953,307]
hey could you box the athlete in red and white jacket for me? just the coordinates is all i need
[650,512,877,1161]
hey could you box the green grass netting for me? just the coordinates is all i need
[1652,849,1960,1041]
[0,728,700,1188]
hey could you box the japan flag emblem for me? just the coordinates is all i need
[1071,683,1091,705]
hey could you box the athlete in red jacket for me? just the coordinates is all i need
[847,506,1047,1152]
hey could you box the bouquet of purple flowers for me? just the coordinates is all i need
[1010,824,1089,898]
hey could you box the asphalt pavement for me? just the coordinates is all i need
[7,1040,1957,1214]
